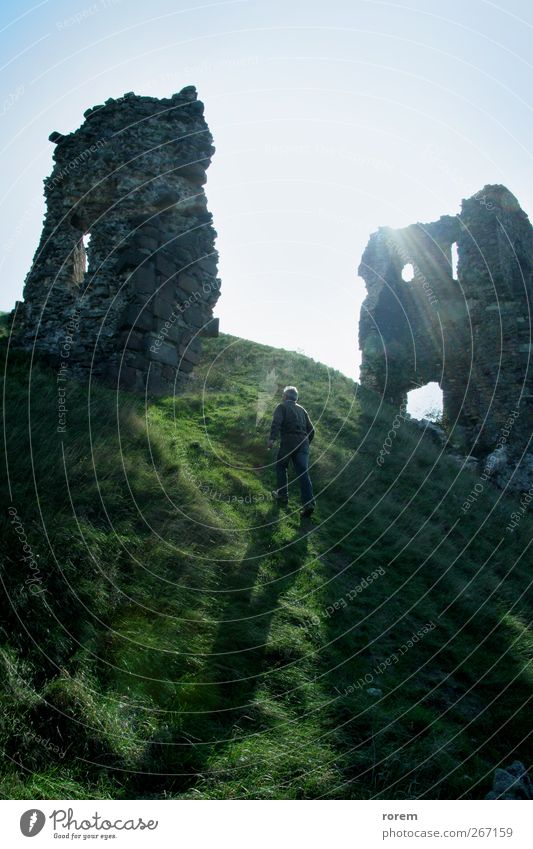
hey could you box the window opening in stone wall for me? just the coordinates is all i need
[401,262,415,282]
[451,241,459,280]
[72,231,92,286]
[82,232,92,269]
[407,381,443,422]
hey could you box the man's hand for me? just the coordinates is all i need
[267,439,274,450]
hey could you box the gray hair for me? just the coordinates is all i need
[283,385,298,400]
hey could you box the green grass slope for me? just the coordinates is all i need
[1,319,531,799]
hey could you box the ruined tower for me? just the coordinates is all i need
[13,87,220,394]
[358,185,532,476]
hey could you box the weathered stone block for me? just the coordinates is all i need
[194,254,218,275]
[130,265,157,293]
[180,344,201,365]
[201,317,219,337]
[119,365,140,389]
[186,305,205,328]
[155,254,177,278]
[150,340,179,367]
[123,330,145,352]
[152,293,176,320]
[115,249,147,273]
[177,356,194,373]
[136,236,158,251]
[121,304,154,333]
[178,274,203,294]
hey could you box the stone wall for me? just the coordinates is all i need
[13,87,220,394]
[358,185,532,477]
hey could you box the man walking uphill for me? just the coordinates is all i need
[267,386,316,518]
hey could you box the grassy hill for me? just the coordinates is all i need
[1,316,531,800]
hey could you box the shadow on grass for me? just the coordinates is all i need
[139,504,309,793]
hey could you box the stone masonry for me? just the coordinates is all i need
[358,185,532,480]
[13,87,220,394]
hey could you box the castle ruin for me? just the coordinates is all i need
[13,87,220,394]
[358,185,532,480]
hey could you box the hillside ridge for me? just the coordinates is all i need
[1,324,531,800]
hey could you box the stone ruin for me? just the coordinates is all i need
[12,87,220,394]
[11,94,532,486]
[358,185,533,488]
[485,760,533,800]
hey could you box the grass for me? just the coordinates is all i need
[0,316,531,799]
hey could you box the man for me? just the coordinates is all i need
[267,385,315,518]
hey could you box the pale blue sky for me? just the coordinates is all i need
[1,0,531,414]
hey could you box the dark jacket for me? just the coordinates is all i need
[269,400,315,450]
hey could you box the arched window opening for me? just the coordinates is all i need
[407,381,443,422]
[450,241,459,281]
[401,262,415,282]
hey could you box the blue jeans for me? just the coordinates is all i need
[276,445,315,507]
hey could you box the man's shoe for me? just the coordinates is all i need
[300,505,315,518]
[272,490,289,506]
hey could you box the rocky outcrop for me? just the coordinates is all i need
[358,186,533,489]
[12,87,220,394]
[486,760,533,800]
